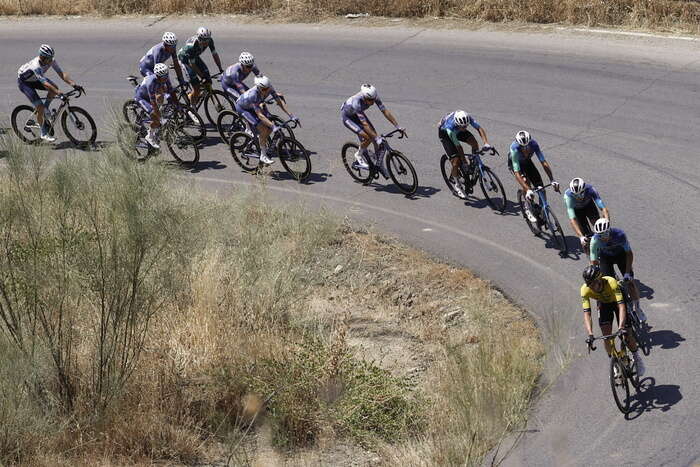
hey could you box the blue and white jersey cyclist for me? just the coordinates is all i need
[133,63,179,149]
[340,84,405,176]
[222,51,261,100]
[589,218,646,322]
[17,44,81,142]
[437,110,492,199]
[564,177,610,249]
[177,27,224,107]
[138,31,186,85]
[509,130,560,223]
[234,75,298,165]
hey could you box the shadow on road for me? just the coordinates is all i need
[637,280,655,300]
[371,182,440,199]
[271,170,331,185]
[53,140,111,152]
[626,377,682,420]
[648,329,685,350]
[188,160,227,173]
[198,135,223,149]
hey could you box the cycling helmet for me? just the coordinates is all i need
[583,264,602,285]
[254,75,271,89]
[239,51,255,66]
[360,83,377,100]
[593,218,610,235]
[162,32,178,46]
[39,44,55,58]
[154,63,169,77]
[454,110,471,127]
[515,130,531,146]
[570,177,586,195]
[197,27,212,39]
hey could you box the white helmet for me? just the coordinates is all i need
[516,130,531,146]
[239,51,254,66]
[254,75,271,89]
[454,110,471,127]
[360,83,377,100]
[154,63,169,77]
[197,27,211,39]
[593,218,610,235]
[569,177,585,195]
[162,32,177,46]
[39,44,55,58]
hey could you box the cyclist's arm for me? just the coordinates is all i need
[625,250,634,275]
[541,160,556,183]
[210,42,223,73]
[581,286,595,335]
[617,301,628,329]
[273,93,293,117]
[565,195,585,237]
[583,310,594,337]
[172,54,185,84]
[380,108,399,128]
[589,236,600,262]
[57,71,76,87]
[592,191,610,219]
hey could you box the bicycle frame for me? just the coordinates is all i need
[532,183,555,229]
[29,88,82,130]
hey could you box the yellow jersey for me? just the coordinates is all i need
[580,276,624,312]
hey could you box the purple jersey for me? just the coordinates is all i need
[134,74,173,102]
[340,92,386,123]
[223,62,260,87]
[235,86,278,111]
[139,43,175,71]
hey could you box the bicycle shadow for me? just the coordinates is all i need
[53,140,111,152]
[638,280,655,300]
[625,377,682,420]
[198,135,223,149]
[557,234,587,261]
[648,329,685,350]
[371,182,441,199]
[271,170,331,185]
[187,160,227,173]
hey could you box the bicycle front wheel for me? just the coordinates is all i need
[277,137,311,181]
[62,106,97,147]
[545,208,568,254]
[165,125,200,166]
[203,90,235,126]
[122,99,141,125]
[341,142,372,184]
[610,356,631,414]
[11,105,42,144]
[270,115,295,141]
[216,110,247,143]
[387,151,418,195]
[479,166,507,213]
[229,132,261,173]
[176,106,206,141]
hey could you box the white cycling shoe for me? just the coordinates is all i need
[145,132,160,149]
[260,152,275,165]
[449,177,466,199]
[40,132,56,143]
[353,151,369,169]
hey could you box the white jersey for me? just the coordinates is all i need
[18,56,63,83]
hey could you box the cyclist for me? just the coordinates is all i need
[17,44,81,143]
[438,110,492,198]
[590,218,646,322]
[221,51,261,100]
[133,63,178,149]
[564,177,609,250]
[138,32,185,85]
[509,130,560,223]
[581,264,645,376]
[177,27,224,106]
[234,76,297,165]
[340,84,405,176]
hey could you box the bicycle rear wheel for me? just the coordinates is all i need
[479,166,507,212]
[203,90,235,126]
[216,110,247,142]
[165,125,199,166]
[440,154,468,199]
[11,105,42,144]
[517,189,542,236]
[341,142,372,184]
[277,137,311,181]
[610,356,631,414]
[229,132,261,173]
[387,151,418,195]
[62,106,97,147]
[545,208,568,254]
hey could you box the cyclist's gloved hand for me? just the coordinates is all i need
[375,136,384,146]
[618,327,627,336]
[552,180,561,192]
[526,189,535,201]
[271,125,280,134]
[585,334,595,347]
[72,84,83,92]
[289,114,298,122]
[623,273,632,282]
[482,143,493,150]
[579,236,588,247]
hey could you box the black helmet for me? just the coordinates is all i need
[583,264,602,285]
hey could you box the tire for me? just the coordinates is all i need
[270,115,295,141]
[122,99,142,125]
[216,110,247,142]
[61,106,97,147]
[440,154,467,199]
[175,106,206,142]
[165,125,200,166]
[387,151,418,195]
[545,208,568,254]
[203,90,235,126]
[479,166,507,213]
[116,123,151,162]
[277,137,311,181]
[228,132,261,173]
[11,105,42,144]
[517,189,541,236]
[341,142,372,184]
[624,352,642,391]
[610,356,631,414]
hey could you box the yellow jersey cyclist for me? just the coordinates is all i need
[17,44,82,143]
[581,265,645,377]
[509,131,560,223]
[177,27,224,106]
[564,177,610,250]
[437,110,492,199]
[590,218,646,322]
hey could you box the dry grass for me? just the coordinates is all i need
[2,0,700,33]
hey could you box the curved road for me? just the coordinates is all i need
[1,17,699,466]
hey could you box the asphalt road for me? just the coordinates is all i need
[1,17,699,466]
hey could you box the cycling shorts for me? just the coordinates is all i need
[516,158,544,189]
[235,104,271,130]
[599,252,634,280]
[182,57,209,85]
[438,127,478,158]
[598,301,631,327]
[342,113,377,141]
[221,79,247,100]
[574,201,601,237]
[18,77,54,107]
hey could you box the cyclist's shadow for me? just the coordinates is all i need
[625,376,682,420]
[649,329,685,350]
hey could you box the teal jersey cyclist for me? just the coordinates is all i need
[564,177,610,250]
[438,110,492,198]
[177,27,224,106]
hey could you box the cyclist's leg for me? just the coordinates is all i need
[238,107,267,155]
[577,201,600,237]
[221,79,244,101]
[343,115,372,166]
[18,78,45,126]
[41,78,58,113]
[612,251,640,304]
[191,58,209,103]
[522,159,543,215]
[438,128,462,179]
[183,61,201,103]
[598,302,615,355]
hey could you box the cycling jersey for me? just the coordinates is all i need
[177,36,216,63]
[563,184,606,220]
[341,93,385,123]
[439,112,481,147]
[235,86,278,111]
[139,43,176,76]
[581,276,624,312]
[18,56,63,84]
[222,62,261,97]
[509,139,545,172]
[590,228,630,261]
[134,74,173,103]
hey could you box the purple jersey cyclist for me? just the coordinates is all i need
[134,63,178,149]
[340,83,404,172]
[222,51,261,100]
[234,75,297,165]
[138,32,185,85]
[17,44,80,142]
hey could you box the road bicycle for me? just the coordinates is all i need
[518,183,568,254]
[215,96,295,144]
[439,146,507,212]
[172,73,235,126]
[227,117,310,181]
[619,279,652,356]
[11,87,96,147]
[588,330,642,414]
[116,103,199,166]
[341,129,418,196]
